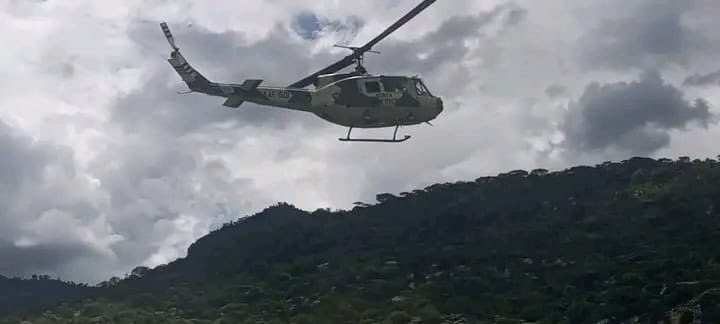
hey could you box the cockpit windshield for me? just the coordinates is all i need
[413,78,432,97]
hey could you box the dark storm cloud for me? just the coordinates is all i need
[684,70,720,87]
[366,4,526,76]
[0,240,94,276]
[0,121,49,189]
[560,70,714,155]
[545,84,567,98]
[79,126,260,279]
[577,1,705,70]
[0,120,102,278]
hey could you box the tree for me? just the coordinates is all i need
[376,193,398,203]
[383,311,412,324]
[530,168,549,176]
[130,266,150,279]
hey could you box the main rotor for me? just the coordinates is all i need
[288,0,438,88]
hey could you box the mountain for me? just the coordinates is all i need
[3,156,720,323]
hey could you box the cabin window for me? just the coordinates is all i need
[364,81,381,93]
[381,77,408,93]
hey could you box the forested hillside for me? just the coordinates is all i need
[0,276,95,317]
[4,156,720,323]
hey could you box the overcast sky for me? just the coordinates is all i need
[1,0,719,284]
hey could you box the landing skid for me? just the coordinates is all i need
[339,125,411,143]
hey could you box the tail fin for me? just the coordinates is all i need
[160,22,214,92]
[159,22,267,109]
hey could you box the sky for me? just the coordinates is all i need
[1,0,719,284]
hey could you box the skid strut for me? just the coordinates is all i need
[339,125,411,143]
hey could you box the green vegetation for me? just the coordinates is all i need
[0,275,95,317]
[4,156,720,323]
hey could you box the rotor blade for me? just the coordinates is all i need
[288,0,438,88]
[288,55,355,88]
[360,0,437,52]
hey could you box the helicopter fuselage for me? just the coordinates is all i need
[230,74,444,128]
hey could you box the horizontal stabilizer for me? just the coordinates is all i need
[239,79,263,91]
[223,95,244,108]
[221,80,263,108]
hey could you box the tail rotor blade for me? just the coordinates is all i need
[160,22,179,51]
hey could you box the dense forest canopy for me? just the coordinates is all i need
[3,155,720,323]
[0,275,94,317]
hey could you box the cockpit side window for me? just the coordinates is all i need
[364,81,381,93]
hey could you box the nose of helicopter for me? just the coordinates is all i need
[436,97,443,114]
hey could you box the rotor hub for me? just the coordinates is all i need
[334,45,377,74]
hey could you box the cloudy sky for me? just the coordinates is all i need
[1,0,719,284]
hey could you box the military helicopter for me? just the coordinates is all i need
[160,0,442,143]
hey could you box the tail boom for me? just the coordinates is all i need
[160,21,313,112]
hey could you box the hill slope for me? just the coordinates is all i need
[4,156,720,323]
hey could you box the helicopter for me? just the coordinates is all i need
[160,0,442,143]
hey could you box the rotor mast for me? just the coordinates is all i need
[332,45,380,74]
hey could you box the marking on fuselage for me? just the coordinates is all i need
[261,89,291,99]
[375,92,396,105]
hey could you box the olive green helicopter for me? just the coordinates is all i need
[160,0,442,142]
